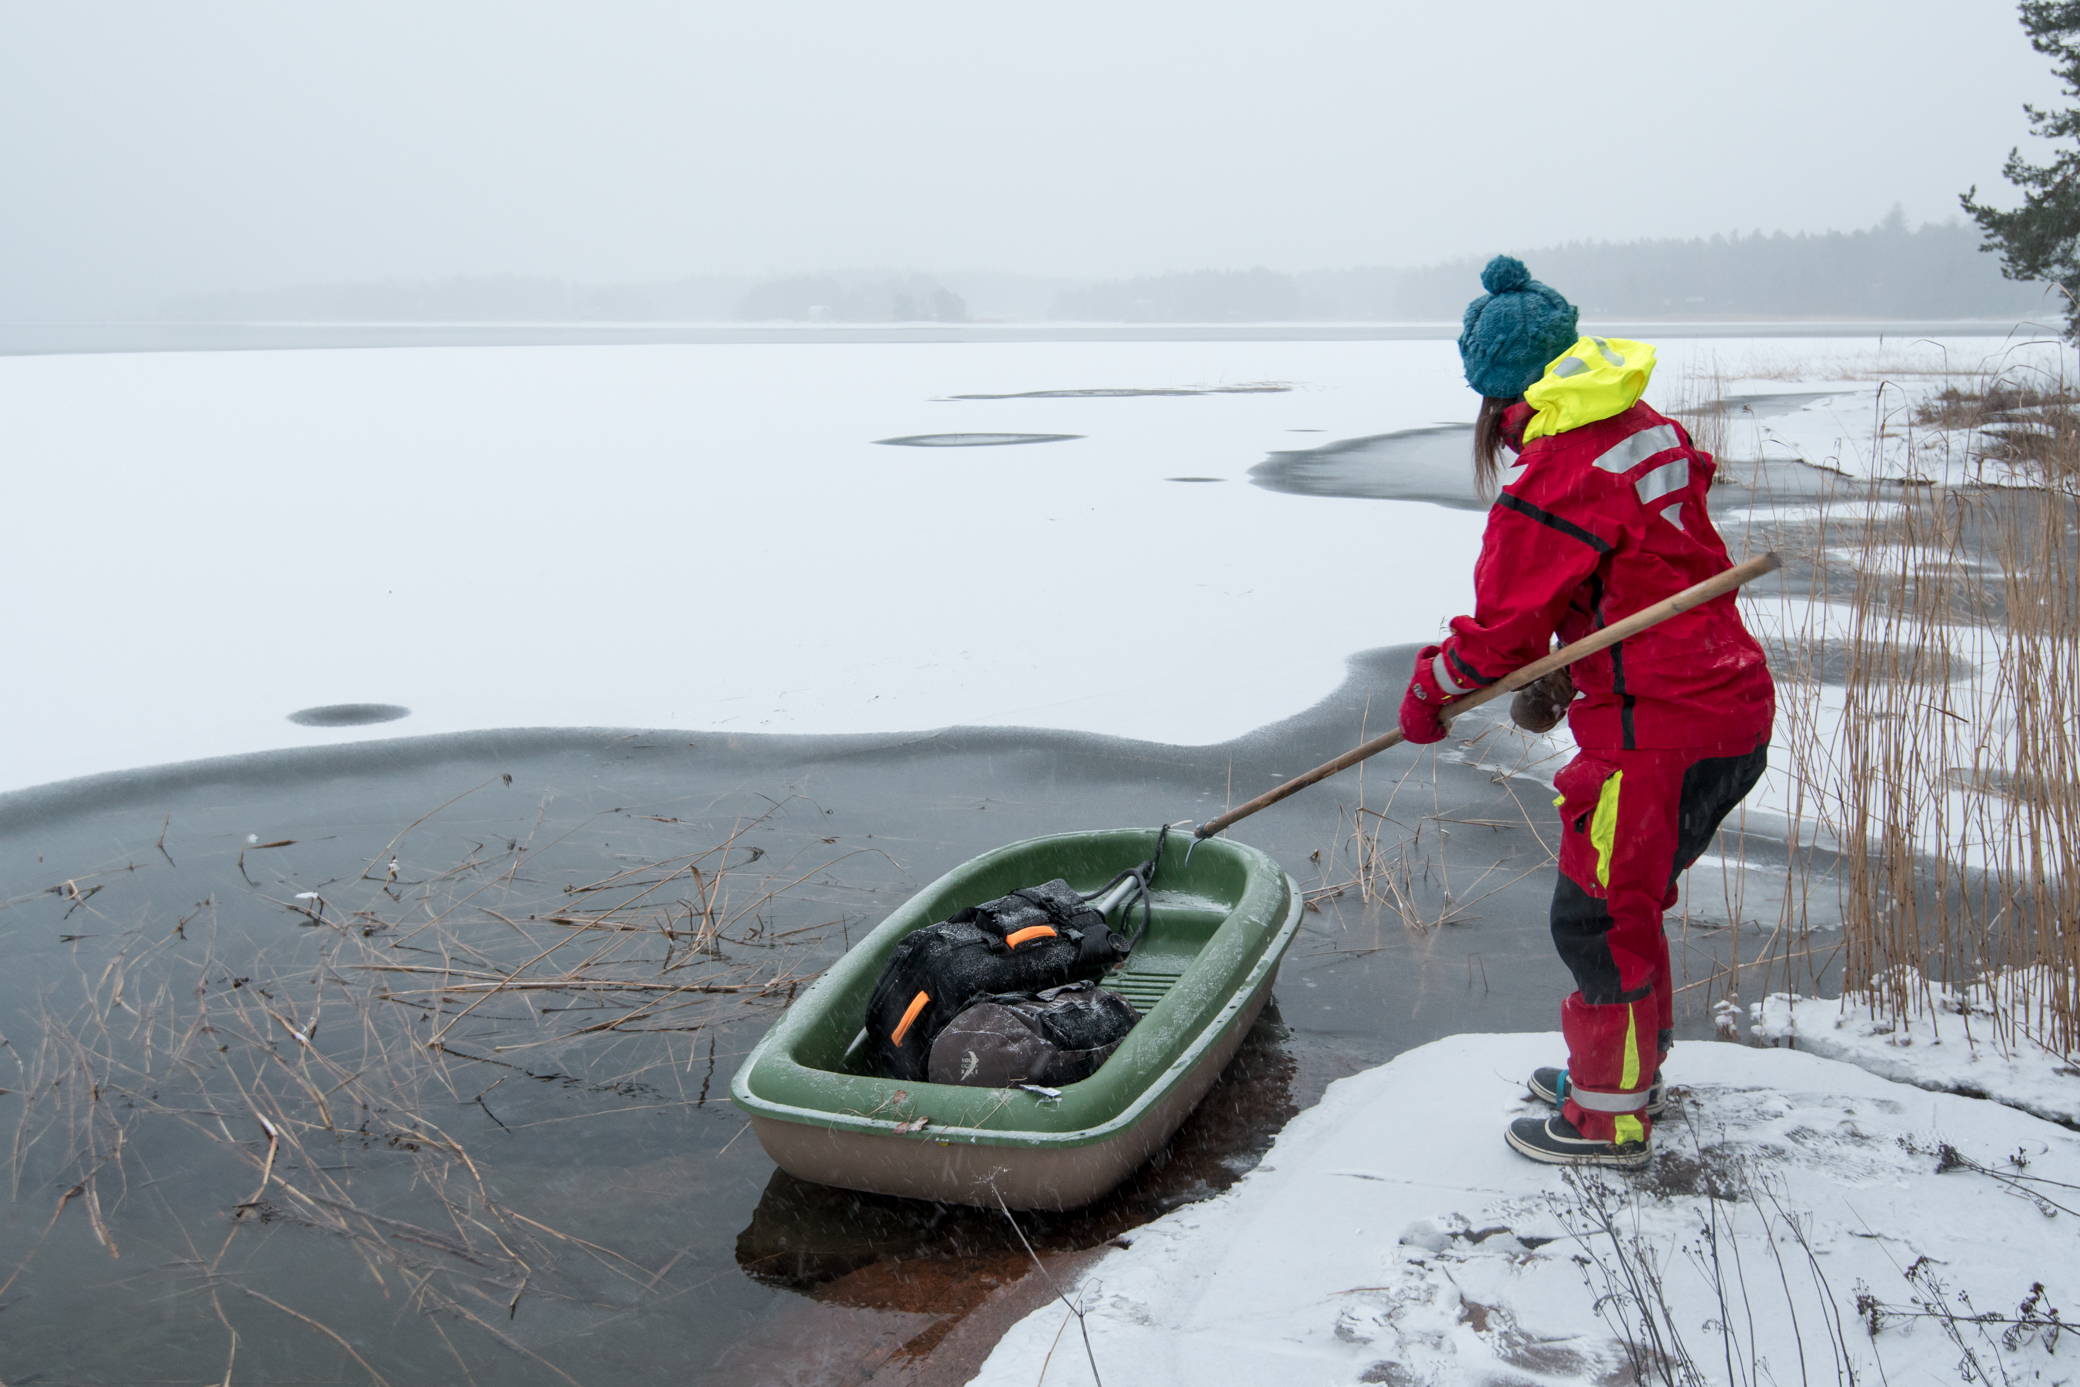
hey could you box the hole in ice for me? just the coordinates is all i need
[1166,476,1224,483]
[1250,426,1485,512]
[287,703,412,727]
[875,433,1082,448]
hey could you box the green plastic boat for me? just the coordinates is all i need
[731,827,1303,1211]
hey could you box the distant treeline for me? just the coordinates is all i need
[1052,268,1306,323]
[165,271,975,323]
[732,274,966,323]
[161,214,2054,325]
[167,274,754,323]
[1064,214,2050,322]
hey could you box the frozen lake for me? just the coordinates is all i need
[2,330,2044,795]
[1,338,1495,792]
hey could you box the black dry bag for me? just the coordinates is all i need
[864,879,1128,1083]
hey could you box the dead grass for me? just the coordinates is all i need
[1914,376,2080,484]
[1302,705,1559,950]
[2,791,879,1382]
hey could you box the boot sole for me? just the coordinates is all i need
[1505,1123,1653,1170]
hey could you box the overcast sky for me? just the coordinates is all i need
[0,1,2062,316]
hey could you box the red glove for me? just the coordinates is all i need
[1398,644,1454,745]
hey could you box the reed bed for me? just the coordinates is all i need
[1755,362,2080,1059]
[1,791,884,1384]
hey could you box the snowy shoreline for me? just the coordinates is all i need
[1755,975,2080,1129]
[969,1033,2079,1387]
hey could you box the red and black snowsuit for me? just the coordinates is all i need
[1421,393,1775,1143]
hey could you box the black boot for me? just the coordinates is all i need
[1505,1112,1651,1169]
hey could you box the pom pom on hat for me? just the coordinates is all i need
[1458,255,1580,400]
[1480,255,1532,295]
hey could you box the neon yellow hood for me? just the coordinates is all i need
[1521,335,1657,441]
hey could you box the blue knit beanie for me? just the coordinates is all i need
[1457,255,1580,399]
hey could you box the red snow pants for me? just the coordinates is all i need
[1549,737,1767,1143]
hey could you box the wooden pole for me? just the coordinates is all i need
[1193,551,1782,840]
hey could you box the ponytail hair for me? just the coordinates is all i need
[1473,395,1521,499]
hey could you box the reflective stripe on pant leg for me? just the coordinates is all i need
[1620,1005,1640,1090]
[1568,1085,1650,1113]
[1590,771,1623,888]
[1618,1001,1652,1141]
[1653,923,1675,1046]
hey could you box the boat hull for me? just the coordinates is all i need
[732,828,1302,1210]
[748,966,1275,1210]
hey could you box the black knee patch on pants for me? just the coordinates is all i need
[1551,874,1625,1004]
[1667,742,1769,891]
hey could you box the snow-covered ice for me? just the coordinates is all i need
[969,1033,2079,1387]
[2,333,2049,797]
[2,339,1487,792]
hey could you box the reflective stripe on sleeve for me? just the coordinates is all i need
[1635,458,1689,504]
[1433,651,1478,696]
[1591,423,1683,474]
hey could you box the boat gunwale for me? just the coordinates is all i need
[730,829,1301,1151]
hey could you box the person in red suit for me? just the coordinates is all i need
[1400,256,1776,1168]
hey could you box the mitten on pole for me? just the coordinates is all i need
[1510,666,1575,733]
[1398,644,1455,745]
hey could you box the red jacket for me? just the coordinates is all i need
[1433,399,1775,751]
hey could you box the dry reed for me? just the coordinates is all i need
[1757,359,2079,1058]
[2,792,881,1383]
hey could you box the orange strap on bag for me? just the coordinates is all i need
[1003,925,1057,949]
[890,990,930,1047]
